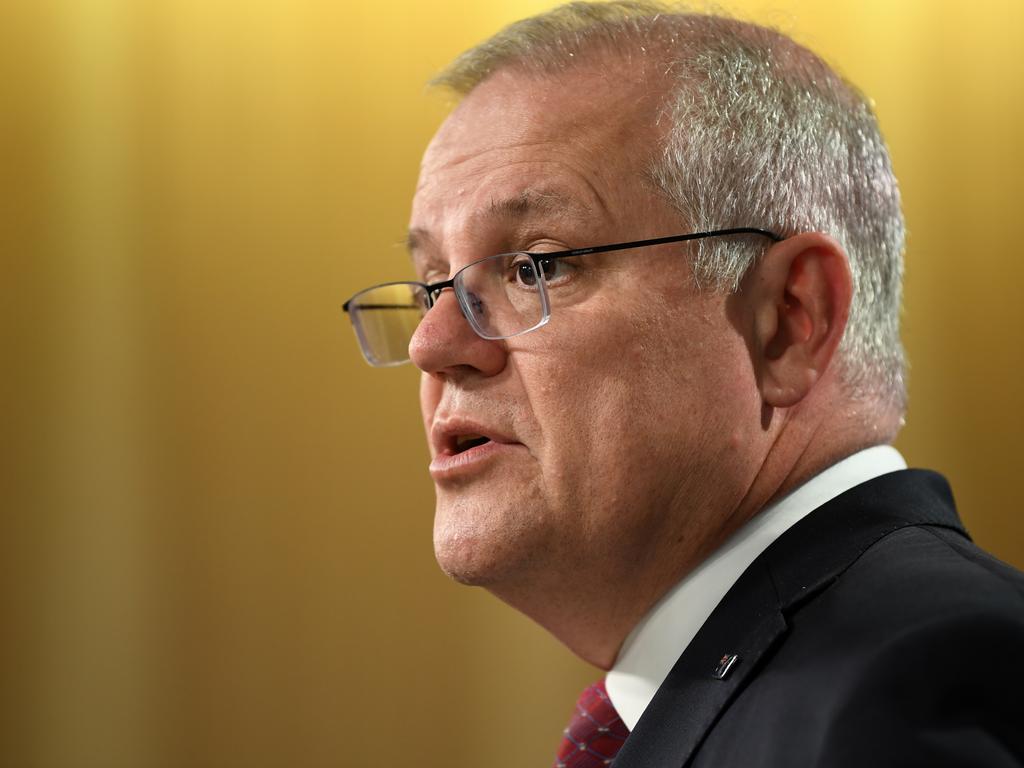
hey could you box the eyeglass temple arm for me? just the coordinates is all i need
[342,302,422,310]
[530,227,782,263]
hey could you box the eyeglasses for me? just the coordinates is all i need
[342,227,782,367]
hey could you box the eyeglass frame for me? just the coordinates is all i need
[342,227,783,365]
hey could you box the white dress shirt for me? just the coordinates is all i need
[605,445,908,729]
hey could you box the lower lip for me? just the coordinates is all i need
[429,441,523,481]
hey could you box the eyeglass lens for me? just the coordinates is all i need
[348,254,549,366]
[456,254,547,340]
[348,283,429,366]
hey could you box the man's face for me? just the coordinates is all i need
[408,63,763,601]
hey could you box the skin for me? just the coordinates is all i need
[407,58,899,669]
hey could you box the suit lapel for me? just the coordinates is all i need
[611,470,966,768]
[611,560,787,768]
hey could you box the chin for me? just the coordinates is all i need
[432,527,504,586]
[431,500,541,588]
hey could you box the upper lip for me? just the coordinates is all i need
[430,417,517,456]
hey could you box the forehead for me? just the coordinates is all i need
[424,64,649,164]
[410,62,670,258]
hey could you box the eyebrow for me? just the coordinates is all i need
[405,187,597,257]
[405,228,430,256]
[486,187,593,222]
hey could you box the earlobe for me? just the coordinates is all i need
[750,232,852,409]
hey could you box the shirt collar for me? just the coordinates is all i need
[605,445,908,730]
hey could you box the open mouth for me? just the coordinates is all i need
[453,434,491,454]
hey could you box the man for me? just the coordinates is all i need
[343,2,1024,765]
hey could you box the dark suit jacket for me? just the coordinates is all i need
[613,470,1024,767]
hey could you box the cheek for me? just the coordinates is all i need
[527,294,749,483]
[521,317,661,490]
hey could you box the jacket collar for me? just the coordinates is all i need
[611,469,965,768]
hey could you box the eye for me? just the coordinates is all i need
[509,255,541,288]
[506,252,578,290]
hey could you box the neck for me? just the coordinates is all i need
[488,568,666,669]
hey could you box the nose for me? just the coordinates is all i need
[408,289,507,378]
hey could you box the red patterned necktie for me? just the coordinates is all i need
[553,679,630,767]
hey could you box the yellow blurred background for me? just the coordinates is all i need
[3,0,1022,766]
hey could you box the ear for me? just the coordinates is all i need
[746,232,852,408]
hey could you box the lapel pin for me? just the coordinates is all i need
[713,653,740,680]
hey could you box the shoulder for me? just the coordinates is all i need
[817,522,1024,630]
[761,524,1024,765]
[632,471,1024,768]
[765,468,1024,651]
[699,521,1024,767]
[813,526,1024,766]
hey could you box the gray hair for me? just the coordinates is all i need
[432,1,907,410]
